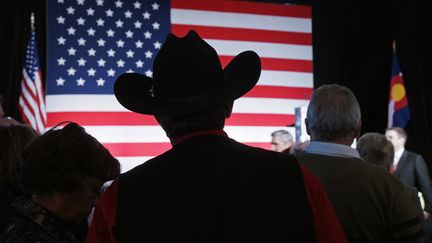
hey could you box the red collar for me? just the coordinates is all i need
[170,129,228,146]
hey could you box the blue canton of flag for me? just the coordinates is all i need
[47,0,170,95]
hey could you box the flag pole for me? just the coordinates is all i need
[31,12,35,31]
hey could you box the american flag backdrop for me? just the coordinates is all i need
[46,0,313,172]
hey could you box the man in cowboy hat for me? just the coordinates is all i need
[86,30,346,243]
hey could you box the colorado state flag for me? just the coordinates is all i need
[387,54,410,128]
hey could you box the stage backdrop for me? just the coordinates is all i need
[45,0,313,172]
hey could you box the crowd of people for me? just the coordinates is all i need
[1,30,431,242]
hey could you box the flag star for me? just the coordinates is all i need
[67,27,76,35]
[67,67,77,76]
[76,78,86,86]
[57,16,66,24]
[87,68,96,76]
[97,58,106,67]
[152,2,159,10]
[57,57,66,65]
[88,48,96,56]
[126,50,134,58]
[96,0,104,6]
[67,6,75,15]
[145,69,153,77]
[77,0,85,5]
[87,28,96,36]
[116,59,125,67]
[107,49,116,57]
[77,17,85,25]
[57,36,66,45]
[87,8,95,16]
[124,10,132,18]
[115,0,123,8]
[145,50,153,59]
[77,58,87,66]
[125,30,134,38]
[116,39,125,47]
[97,38,106,46]
[115,20,124,28]
[96,18,105,26]
[56,77,65,86]
[135,40,143,48]
[58,0,64,3]
[67,47,76,55]
[135,59,144,68]
[152,22,160,30]
[96,78,105,86]
[106,29,115,37]
[143,12,150,19]
[126,69,134,73]
[133,1,141,9]
[134,21,142,29]
[106,9,114,17]
[77,37,86,45]
[153,41,161,49]
[144,31,152,39]
[107,68,116,77]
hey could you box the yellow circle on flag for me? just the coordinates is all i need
[391,84,406,102]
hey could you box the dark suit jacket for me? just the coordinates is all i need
[116,134,314,242]
[394,150,432,213]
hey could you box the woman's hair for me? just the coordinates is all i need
[0,125,38,197]
[21,122,121,196]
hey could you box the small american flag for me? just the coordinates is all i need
[46,0,313,172]
[19,16,47,134]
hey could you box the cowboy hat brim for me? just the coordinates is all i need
[114,50,261,115]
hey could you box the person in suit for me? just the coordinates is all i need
[295,84,425,242]
[85,30,347,243]
[271,129,294,153]
[386,127,432,242]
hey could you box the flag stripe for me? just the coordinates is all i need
[172,0,311,18]
[47,112,294,127]
[258,70,313,87]
[245,86,312,99]
[172,9,311,33]
[172,24,312,45]
[46,95,308,114]
[21,75,45,132]
[206,39,312,60]
[220,56,313,72]
[18,97,37,128]
[80,125,295,143]
[105,142,273,157]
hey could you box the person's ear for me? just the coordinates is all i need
[305,118,311,135]
[225,102,233,118]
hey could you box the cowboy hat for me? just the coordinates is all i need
[114,30,261,115]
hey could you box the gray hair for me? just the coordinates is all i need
[306,84,361,141]
[357,132,394,171]
[271,130,293,144]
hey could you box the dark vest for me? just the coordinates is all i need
[117,135,314,242]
